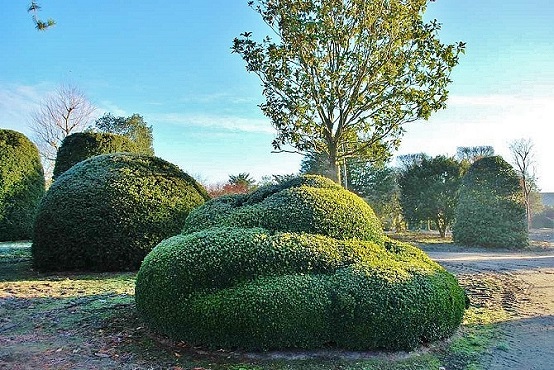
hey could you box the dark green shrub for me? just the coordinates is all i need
[183,175,385,243]
[453,156,528,248]
[135,228,466,350]
[32,153,209,271]
[53,131,138,179]
[0,129,45,241]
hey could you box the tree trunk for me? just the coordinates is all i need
[328,143,342,185]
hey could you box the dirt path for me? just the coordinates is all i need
[426,244,554,370]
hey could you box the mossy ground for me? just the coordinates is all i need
[0,238,522,370]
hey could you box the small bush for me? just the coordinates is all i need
[53,131,138,179]
[32,153,209,271]
[453,156,528,248]
[183,174,385,243]
[135,227,466,350]
[0,129,45,241]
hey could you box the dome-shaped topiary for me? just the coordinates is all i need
[183,174,385,243]
[136,175,466,351]
[53,131,138,179]
[32,153,209,271]
[453,156,528,248]
[136,227,466,350]
[0,129,45,241]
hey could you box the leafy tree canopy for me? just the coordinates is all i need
[92,113,154,155]
[398,155,464,237]
[233,0,465,183]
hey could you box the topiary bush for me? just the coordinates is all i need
[136,227,466,350]
[0,129,45,241]
[453,156,528,248]
[183,175,385,243]
[32,153,209,271]
[136,175,467,351]
[53,131,138,179]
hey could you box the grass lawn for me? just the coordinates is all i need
[0,238,514,370]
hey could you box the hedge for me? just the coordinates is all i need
[453,156,528,248]
[0,129,45,241]
[183,174,385,243]
[53,131,137,179]
[135,227,466,350]
[32,153,209,271]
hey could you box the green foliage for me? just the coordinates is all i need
[0,130,45,241]
[93,113,154,155]
[135,228,466,350]
[52,132,137,179]
[233,0,465,182]
[28,1,55,31]
[32,153,209,271]
[183,175,385,243]
[399,155,464,237]
[453,156,528,248]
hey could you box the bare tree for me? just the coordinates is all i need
[509,138,537,230]
[29,84,96,178]
[456,146,495,164]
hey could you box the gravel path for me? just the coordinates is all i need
[426,245,554,370]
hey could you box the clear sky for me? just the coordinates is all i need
[1,1,553,190]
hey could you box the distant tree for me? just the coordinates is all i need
[456,146,494,164]
[398,155,464,237]
[228,173,257,189]
[509,138,537,230]
[27,1,55,31]
[232,0,465,184]
[259,173,297,186]
[206,173,257,198]
[349,164,405,232]
[453,156,527,248]
[397,153,430,169]
[92,113,154,155]
[29,84,96,179]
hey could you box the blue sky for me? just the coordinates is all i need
[1,1,553,190]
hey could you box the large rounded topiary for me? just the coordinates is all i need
[53,131,138,179]
[183,175,385,243]
[453,156,528,248]
[32,153,209,271]
[0,129,45,241]
[136,175,466,350]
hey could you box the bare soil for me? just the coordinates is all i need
[424,229,554,370]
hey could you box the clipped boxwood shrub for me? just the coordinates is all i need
[0,129,45,241]
[53,131,138,179]
[183,175,385,243]
[453,156,528,248]
[136,227,466,350]
[32,153,209,271]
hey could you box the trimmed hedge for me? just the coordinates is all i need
[183,175,385,243]
[135,227,466,350]
[32,153,209,271]
[0,129,45,241]
[453,156,528,248]
[53,131,138,179]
